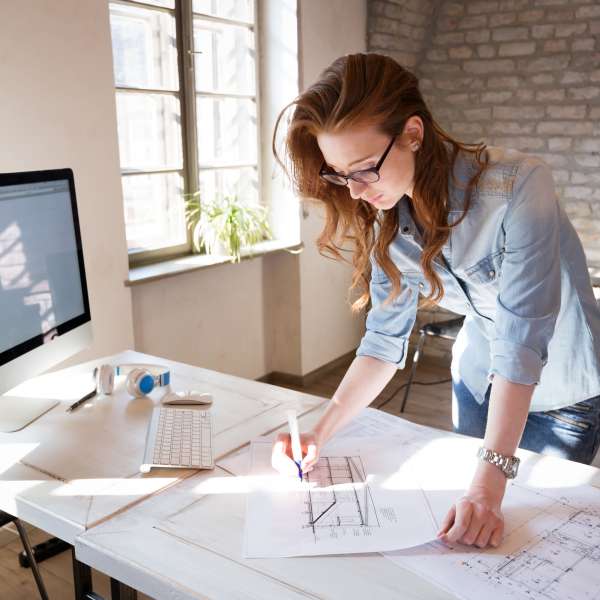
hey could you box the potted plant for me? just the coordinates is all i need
[184,192,272,263]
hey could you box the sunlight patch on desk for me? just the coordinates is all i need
[50,477,177,497]
[382,437,479,492]
[519,452,599,489]
[192,474,301,495]
[0,442,39,474]
[190,472,374,496]
[2,480,48,513]
[8,371,94,401]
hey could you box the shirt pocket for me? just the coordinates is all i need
[464,250,504,285]
[400,269,425,293]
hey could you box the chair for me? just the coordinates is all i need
[399,316,465,413]
[397,286,600,414]
[0,510,50,600]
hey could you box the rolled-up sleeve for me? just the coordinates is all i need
[356,256,419,368]
[488,159,561,385]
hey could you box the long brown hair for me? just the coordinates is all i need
[273,53,489,311]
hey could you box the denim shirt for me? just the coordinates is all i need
[356,145,600,412]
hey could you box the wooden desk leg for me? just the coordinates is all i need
[110,578,138,600]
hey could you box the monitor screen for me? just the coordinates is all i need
[0,169,91,368]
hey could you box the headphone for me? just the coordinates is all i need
[94,364,171,398]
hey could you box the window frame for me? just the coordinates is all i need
[111,0,262,268]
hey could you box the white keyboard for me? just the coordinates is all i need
[140,406,214,473]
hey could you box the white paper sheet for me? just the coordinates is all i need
[234,404,600,599]
[243,435,438,558]
[385,464,600,600]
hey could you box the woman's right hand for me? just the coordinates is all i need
[271,430,321,478]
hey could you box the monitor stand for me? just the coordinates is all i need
[0,395,60,433]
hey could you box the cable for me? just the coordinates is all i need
[375,377,452,410]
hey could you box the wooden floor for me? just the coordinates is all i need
[0,353,452,600]
[282,351,454,433]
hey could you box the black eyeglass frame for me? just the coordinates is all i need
[319,135,397,186]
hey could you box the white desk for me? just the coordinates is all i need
[75,403,600,600]
[75,405,452,600]
[5,351,600,599]
[0,350,325,597]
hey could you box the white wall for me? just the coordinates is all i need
[132,260,267,379]
[298,0,368,373]
[0,1,134,367]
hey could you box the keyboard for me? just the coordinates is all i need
[140,406,214,473]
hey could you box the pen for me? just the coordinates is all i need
[66,388,97,413]
[286,409,303,481]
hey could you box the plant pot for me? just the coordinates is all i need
[207,239,229,257]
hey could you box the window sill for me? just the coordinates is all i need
[125,239,303,287]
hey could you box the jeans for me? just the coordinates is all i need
[452,378,600,465]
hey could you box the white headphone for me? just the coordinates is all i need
[94,364,171,398]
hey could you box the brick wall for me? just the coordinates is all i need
[369,0,439,68]
[368,0,600,362]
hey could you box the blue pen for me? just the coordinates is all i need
[286,410,303,481]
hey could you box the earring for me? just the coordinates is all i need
[412,142,420,151]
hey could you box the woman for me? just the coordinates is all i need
[270,53,600,549]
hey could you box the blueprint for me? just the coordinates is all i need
[234,403,600,594]
[386,475,600,600]
[243,436,438,558]
[335,410,600,599]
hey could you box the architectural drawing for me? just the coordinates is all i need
[244,437,437,557]
[303,456,380,540]
[386,483,600,600]
[462,507,600,600]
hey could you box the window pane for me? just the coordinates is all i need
[197,97,257,166]
[110,3,179,90]
[122,172,186,252]
[193,19,255,95]
[134,0,175,8]
[116,92,183,171]
[199,167,258,206]
[193,0,254,22]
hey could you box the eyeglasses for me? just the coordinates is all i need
[319,135,397,186]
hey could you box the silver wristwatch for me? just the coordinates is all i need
[477,447,520,479]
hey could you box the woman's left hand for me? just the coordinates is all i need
[437,465,506,548]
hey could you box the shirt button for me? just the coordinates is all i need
[488,270,495,278]
[402,226,410,233]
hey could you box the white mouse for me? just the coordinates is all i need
[162,390,213,406]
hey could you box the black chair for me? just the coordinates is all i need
[0,510,49,600]
[399,316,465,413]
[397,287,600,414]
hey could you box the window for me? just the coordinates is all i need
[109,0,259,264]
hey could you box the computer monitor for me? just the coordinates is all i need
[0,168,93,432]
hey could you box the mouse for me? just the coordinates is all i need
[161,390,213,406]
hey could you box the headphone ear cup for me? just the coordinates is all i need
[95,364,115,395]
[126,368,155,398]
[125,368,144,398]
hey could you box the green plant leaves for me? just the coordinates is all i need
[184,192,272,263]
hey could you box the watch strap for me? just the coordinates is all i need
[477,446,520,479]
